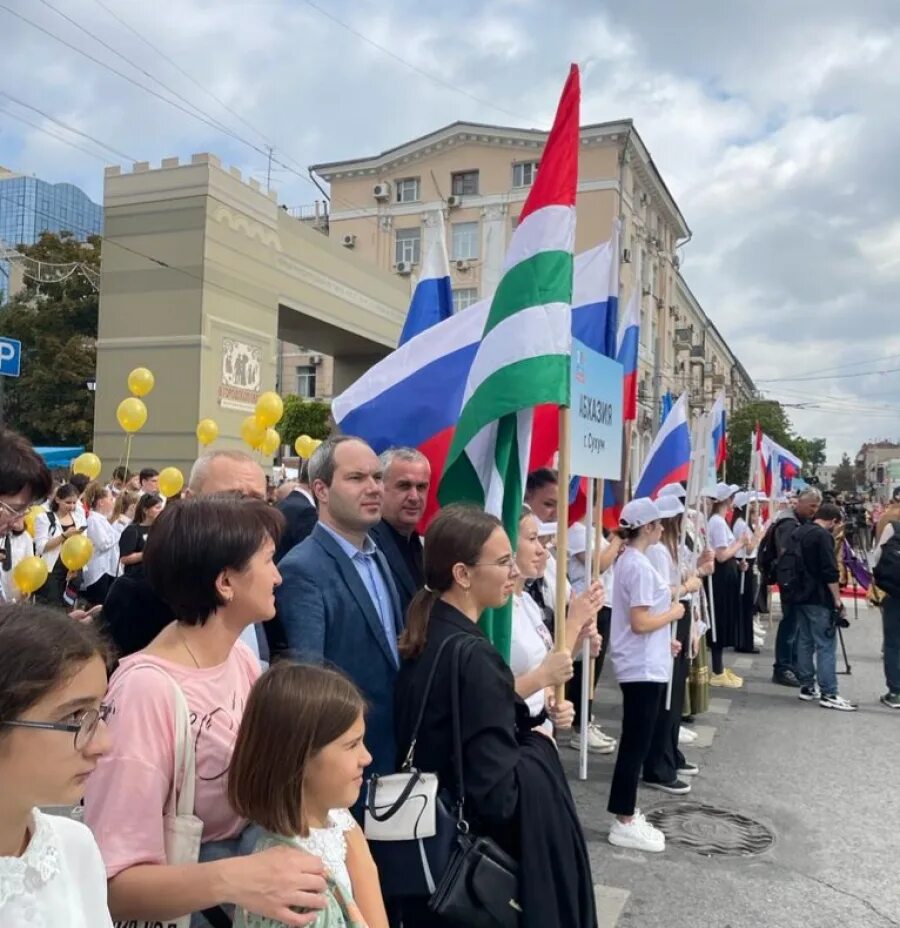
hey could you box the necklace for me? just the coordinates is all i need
[176,624,201,669]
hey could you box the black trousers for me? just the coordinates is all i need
[643,607,692,784]
[607,681,666,817]
[567,606,611,728]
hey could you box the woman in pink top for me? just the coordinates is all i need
[83,497,327,927]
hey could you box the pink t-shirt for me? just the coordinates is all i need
[83,642,260,879]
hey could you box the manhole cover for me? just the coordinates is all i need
[644,802,775,857]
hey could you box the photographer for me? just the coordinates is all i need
[790,503,857,711]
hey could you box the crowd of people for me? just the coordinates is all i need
[1,425,899,928]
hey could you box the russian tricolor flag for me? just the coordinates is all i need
[710,390,727,472]
[634,392,691,499]
[398,210,453,345]
[617,285,640,422]
[333,241,619,526]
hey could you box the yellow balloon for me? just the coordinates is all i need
[127,367,155,398]
[294,434,316,458]
[196,418,219,446]
[158,466,185,498]
[73,452,102,480]
[117,397,148,433]
[60,534,94,572]
[241,415,267,450]
[311,439,322,451]
[259,428,281,457]
[255,391,284,428]
[12,556,49,595]
[24,505,43,538]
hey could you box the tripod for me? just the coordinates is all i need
[836,624,852,675]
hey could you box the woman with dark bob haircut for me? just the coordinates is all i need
[83,497,327,928]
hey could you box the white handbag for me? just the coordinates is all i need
[365,769,440,841]
[113,664,204,928]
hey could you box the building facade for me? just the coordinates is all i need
[0,166,103,301]
[307,120,756,478]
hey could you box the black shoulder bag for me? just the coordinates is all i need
[428,636,521,928]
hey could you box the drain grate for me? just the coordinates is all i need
[644,802,775,857]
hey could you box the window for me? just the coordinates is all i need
[452,288,479,313]
[451,222,479,260]
[395,177,420,203]
[451,170,479,196]
[394,227,421,265]
[512,161,538,187]
[296,365,316,398]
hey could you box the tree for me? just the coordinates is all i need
[280,395,332,448]
[832,453,856,492]
[726,399,824,486]
[0,232,100,446]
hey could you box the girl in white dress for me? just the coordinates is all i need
[229,662,388,928]
[0,602,113,928]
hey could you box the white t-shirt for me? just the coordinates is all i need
[0,809,113,927]
[1,530,35,602]
[708,513,734,550]
[542,550,571,610]
[510,592,554,718]
[733,518,756,559]
[610,546,673,684]
[567,522,588,593]
[83,511,121,587]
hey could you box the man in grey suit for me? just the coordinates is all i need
[275,436,403,783]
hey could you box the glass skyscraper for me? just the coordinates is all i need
[0,167,103,300]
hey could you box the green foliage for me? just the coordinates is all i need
[280,395,332,447]
[832,453,856,492]
[0,232,100,446]
[726,399,825,486]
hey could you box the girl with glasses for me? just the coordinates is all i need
[0,602,112,926]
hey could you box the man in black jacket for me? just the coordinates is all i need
[274,459,318,562]
[370,447,429,618]
[794,503,857,711]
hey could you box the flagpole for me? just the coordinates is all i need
[696,409,717,643]
[554,406,572,711]
[623,419,635,500]
[578,476,594,781]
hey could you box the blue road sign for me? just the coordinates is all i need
[0,336,22,377]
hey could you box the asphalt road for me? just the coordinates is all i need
[563,598,900,928]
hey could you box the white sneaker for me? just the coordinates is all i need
[754,634,765,647]
[678,726,697,744]
[819,693,858,712]
[569,723,616,754]
[608,816,665,852]
[753,619,765,636]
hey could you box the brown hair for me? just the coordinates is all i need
[228,662,365,836]
[0,603,107,734]
[112,490,140,522]
[83,481,110,510]
[661,514,682,560]
[49,482,79,512]
[134,493,163,524]
[0,429,52,502]
[398,504,501,660]
[144,497,284,625]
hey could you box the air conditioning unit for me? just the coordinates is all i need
[373,182,391,201]
[447,195,462,208]
[309,354,323,366]
[672,254,681,270]
[455,259,471,271]
[341,233,356,248]
[642,284,652,296]
[395,261,413,275]
[622,248,632,263]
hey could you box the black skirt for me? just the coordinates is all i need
[706,557,740,649]
[734,560,758,652]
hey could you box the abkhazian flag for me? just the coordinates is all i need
[438,64,580,660]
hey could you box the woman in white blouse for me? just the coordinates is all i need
[82,483,121,606]
[0,601,113,927]
[511,507,602,733]
[704,483,749,688]
[34,483,83,607]
[732,492,765,654]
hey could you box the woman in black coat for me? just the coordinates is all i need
[394,504,597,928]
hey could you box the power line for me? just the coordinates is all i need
[299,0,528,123]
[757,351,900,383]
[757,366,900,384]
[0,104,112,165]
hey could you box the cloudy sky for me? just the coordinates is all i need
[2,0,899,461]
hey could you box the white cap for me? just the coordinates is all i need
[733,491,750,510]
[656,495,685,518]
[729,483,741,495]
[657,482,687,500]
[714,481,737,502]
[537,521,557,537]
[700,485,719,499]
[619,497,662,529]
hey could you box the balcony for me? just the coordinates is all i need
[282,203,330,234]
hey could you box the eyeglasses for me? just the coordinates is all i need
[2,704,111,750]
[472,556,517,574]
[0,499,32,520]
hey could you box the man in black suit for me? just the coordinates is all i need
[275,459,318,562]
[370,447,429,618]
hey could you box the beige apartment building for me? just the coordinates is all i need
[304,119,754,478]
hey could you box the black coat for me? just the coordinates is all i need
[275,489,318,563]
[394,600,597,928]
[370,520,422,619]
